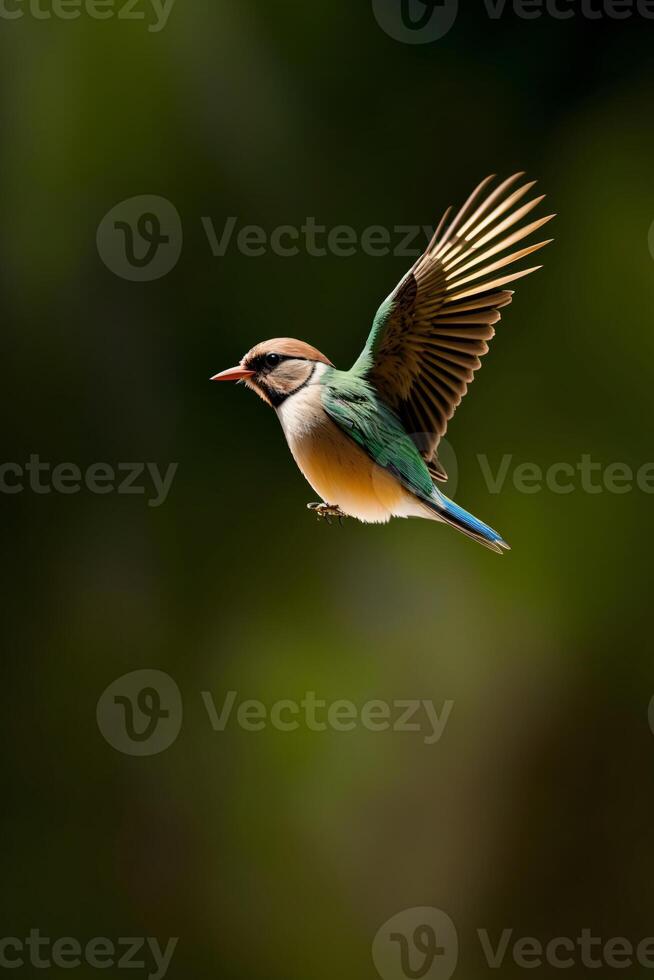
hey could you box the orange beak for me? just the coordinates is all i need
[210,366,255,382]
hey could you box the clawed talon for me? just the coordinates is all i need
[307,502,347,526]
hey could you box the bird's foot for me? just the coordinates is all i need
[307,502,347,526]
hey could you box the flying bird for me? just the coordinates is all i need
[212,174,554,553]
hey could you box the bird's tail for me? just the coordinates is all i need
[426,493,510,555]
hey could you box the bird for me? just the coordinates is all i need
[212,173,554,553]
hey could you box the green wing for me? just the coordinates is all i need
[352,173,554,477]
[321,370,435,502]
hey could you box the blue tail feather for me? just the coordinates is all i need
[432,493,510,553]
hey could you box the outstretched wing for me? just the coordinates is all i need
[353,173,554,477]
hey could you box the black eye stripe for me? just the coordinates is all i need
[247,354,311,372]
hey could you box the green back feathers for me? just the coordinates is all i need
[351,293,396,376]
[320,367,435,502]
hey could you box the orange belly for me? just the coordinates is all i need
[288,419,407,523]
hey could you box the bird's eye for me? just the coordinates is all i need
[265,353,281,367]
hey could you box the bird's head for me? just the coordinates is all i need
[211,338,333,408]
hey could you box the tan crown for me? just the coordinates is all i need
[242,338,333,367]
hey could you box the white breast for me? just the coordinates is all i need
[276,377,326,444]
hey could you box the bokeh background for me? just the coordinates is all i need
[2,1,654,977]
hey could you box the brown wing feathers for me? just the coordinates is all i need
[367,174,554,475]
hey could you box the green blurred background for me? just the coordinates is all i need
[2,1,654,977]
